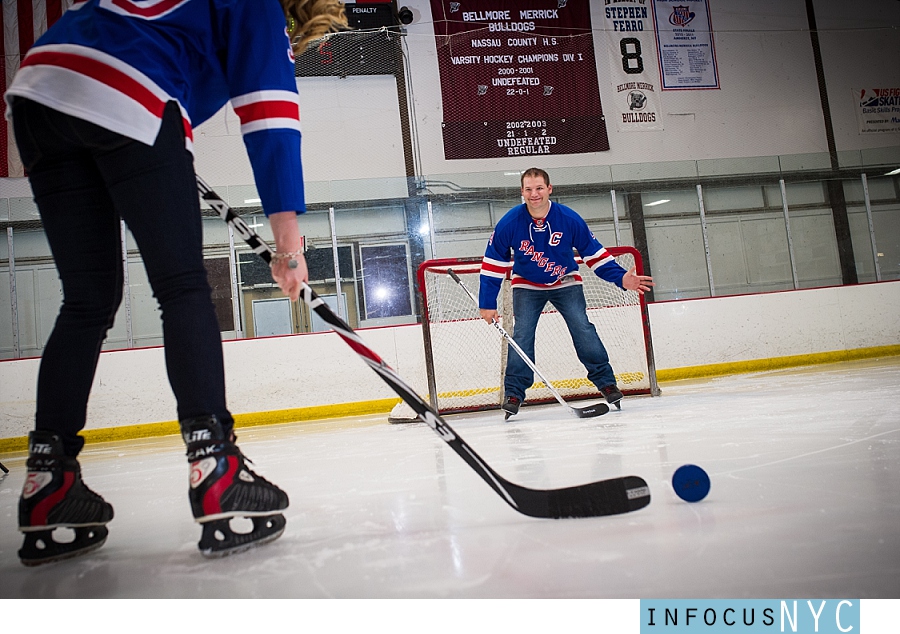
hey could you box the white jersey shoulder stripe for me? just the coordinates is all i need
[231,90,301,135]
[482,256,511,268]
[240,118,302,135]
[231,90,300,109]
[587,254,615,269]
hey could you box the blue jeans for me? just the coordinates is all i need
[12,98,233,457]
[504,284,616,400]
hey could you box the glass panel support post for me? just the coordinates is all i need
[119,219,134,348]
[7,226,20,358]
[228,224,243,338]
[779,179,800,289]
[610,189,621,246]
[696,184,715,296]
[328,206,344,319]
[861,173,882,282]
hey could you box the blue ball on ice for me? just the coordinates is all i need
[672,464,710,502]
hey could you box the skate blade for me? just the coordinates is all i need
[19,526,109,567]
[198,514,286,559]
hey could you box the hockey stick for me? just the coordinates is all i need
[447,269,609,419]
[197,175,649,519]
[0,461,8,474]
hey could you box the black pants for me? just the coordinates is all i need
[12,99,234,456]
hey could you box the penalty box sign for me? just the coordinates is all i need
[639,600,860,634]
[346,2,395,29]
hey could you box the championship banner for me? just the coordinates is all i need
[652,0,719,90]
[430,0,609,160]
[602,0,664,131]
[854,88,900,134]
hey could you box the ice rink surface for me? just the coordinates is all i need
[1,357,898,602]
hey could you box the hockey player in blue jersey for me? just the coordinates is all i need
[479,168,654,419]
[6,0,347,565]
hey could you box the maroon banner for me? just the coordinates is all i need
[431,0,609,160]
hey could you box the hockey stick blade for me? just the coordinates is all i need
[446,269,608,419]
[198,176,649,518]
[572,403,609,418]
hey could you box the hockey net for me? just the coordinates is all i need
[389,246,658,421]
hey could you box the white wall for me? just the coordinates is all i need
[185,0,900,191]
[3,1,897,198]
[2,280,898,441]
[194,74,409,204]
[814,0,900,151]
[648,281,900,369]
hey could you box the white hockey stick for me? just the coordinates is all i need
[446,269,609,419]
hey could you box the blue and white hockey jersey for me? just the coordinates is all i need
[479,201,627,310]
[4,0,304,216]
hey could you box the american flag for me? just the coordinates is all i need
[2,0,77,176]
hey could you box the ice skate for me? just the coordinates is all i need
[599,384,623,410]
[18,431,114,566]
[502,395,522,420]
[183,415,289,558]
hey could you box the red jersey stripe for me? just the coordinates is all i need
[584,251,612,268]
[233,100,300,125]
[481,261,509,275]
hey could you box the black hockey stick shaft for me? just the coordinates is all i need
[198,176,648,518]
[446,269,608,419]
[0,461,8,474]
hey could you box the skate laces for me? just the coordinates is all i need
[231,446,282,488]
[240,458,278,488]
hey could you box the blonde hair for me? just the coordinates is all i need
[281,0,349,54]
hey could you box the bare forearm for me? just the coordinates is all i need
[268,211,308,301]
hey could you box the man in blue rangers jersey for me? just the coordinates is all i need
[479,168,654,419]
[6,0,346,565]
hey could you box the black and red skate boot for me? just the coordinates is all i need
[599,384,623,410]
[183,415,288,558]
[502,395,522,420]
[18,431,114,566]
